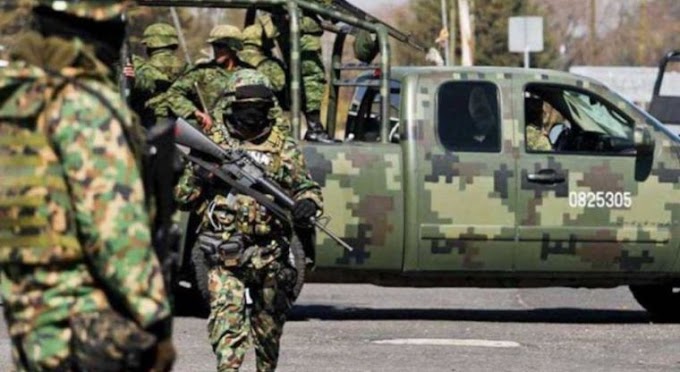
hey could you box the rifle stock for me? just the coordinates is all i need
[174,118,353,252]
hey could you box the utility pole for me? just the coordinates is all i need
[449,0,457,65]
[440,0,451,66]
[638,0,648,65]
[458,0,473,66]
[589,0,596,63]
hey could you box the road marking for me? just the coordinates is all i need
[371,338,521,348]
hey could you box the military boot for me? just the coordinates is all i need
[303,111,334,143]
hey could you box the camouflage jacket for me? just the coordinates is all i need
[175,124,322,265]
[164,60,246,120]
[238,47,286,95]
[130,48,186,125]
[0,57,171,338]
[526,125,552,152]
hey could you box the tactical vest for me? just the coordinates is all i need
[200,125,288,237]
[0,69,82,264]
[0,66,145,265]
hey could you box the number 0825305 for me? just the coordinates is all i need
[568,191,632,208]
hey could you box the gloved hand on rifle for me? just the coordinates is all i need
[198,232,247,266]
[293,199,318,227]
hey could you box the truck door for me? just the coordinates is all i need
[407,74,517,272]
[515,80,675,272]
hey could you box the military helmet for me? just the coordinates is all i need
[142,22,178,48]
[242,24,263,48]
[32,0,127,21]
[207,24,243,51]
[223,69,275,136]
[226,69,273,103]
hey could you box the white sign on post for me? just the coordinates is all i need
[508,16,544,68]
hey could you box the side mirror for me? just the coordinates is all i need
[633,126,655,156]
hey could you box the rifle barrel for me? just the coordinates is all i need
[170,7,192,66]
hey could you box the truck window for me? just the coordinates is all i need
[437,81,501,152]
[346,77,401,142]
[525,84,635,155]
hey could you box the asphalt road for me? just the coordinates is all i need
[2,284,680,372]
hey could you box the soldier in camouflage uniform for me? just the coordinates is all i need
[239,23,287,109]
[525,95,553,152]
[175,69,323,371]
[0,1,175,371]
[269,2,334,143]
[124,22,186,127]
[164,24,248,131]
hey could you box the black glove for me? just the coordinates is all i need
[197,232,222,264]
[293,199,317,224]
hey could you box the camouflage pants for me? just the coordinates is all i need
[301,51,325,114]
[5,311,155,372]
[207,260,296,372]
[1,263,155,372]
[6,321,72,371]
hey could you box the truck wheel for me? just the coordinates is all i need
[629,285,680,321]
[191,245,211,309]
[289,235,306,301]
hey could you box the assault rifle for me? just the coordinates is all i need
[174,118,354,252]
[330,0,427,52]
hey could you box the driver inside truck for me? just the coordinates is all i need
[525,95,553,152]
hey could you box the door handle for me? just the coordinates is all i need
[527,169,565,184]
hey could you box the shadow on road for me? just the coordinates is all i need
[289,305,656,324]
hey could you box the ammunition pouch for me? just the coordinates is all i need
[268,260,297,314]
[70,310,156,372]
[198,231,246,268]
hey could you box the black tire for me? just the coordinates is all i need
[191,245,212,309]
[630,285,680,322]
[289,235,306,301]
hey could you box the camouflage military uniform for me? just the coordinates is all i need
[526,125,552,151]
[130,23,186,126]
[271,0,328,114]
[164,25,247,124]
[0,21,172,372]
[525,97,553,152]
[239,24,286,101]
[175,70,322,371]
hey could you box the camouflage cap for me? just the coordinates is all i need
[32,0,128,21]
[142,22,178,48]
[242,24,263,48]
[226,69,273,103]
[207,24,243,51]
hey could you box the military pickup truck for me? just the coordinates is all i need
[299,66,680,320]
